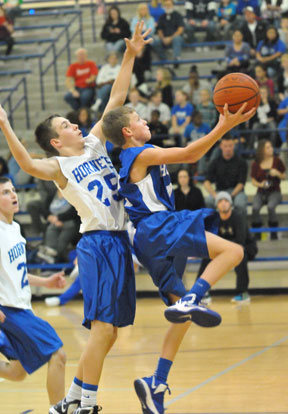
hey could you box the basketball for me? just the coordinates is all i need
[213,73,260,115]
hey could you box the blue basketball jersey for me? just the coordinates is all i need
[119,145,175,226]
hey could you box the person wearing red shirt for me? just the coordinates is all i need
[0,6,14,56]
[64,48,99,110]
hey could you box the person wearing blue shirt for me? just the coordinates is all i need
[256,26,286,77]
[171,90,194,145]
[277,96,288,143]
[217,0,236,39]
[236,0,260,16]
[148,0,165,23]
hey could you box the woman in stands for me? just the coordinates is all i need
[251,139,286,239]
[101,5,131,54]
[155,67,174,107]
[256,26,286,77]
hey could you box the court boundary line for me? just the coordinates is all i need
[165,334,288,408]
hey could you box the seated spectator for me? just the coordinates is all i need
[153,0,184,68]
[256,26,286,77]
[37,190,80,263]
[241,6,267,56]
[260,0,288,27]
[174,168,205,211]
[254,64,275,97]
[277,90,288,143]
[277,53,288,101]
[185,0,217,43]
[251,86,278,147]
[182,65,212,106]
[171,90,194,145]
[279,14,288,44]
[198,88,217,129]
[217,0,236,40]
[204,134,248,214]
[0,6,14,55]
[130,3,155,36]
[155,67,174,107]
[196,191,253,304]
[101,6,131,54]
[236,0,260,16]
[64,48,98,111]
[251,139,286,239]
[224,30,251,74]
[147,109,168,146]
[147,90,171,125]
[91,52,120,114]
[148,0,165,23]
[2,0,22,24]
[126,88,148,120]
[77,107,94,136]
[26,179,57,236]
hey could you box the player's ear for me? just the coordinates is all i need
[50,138,61,151]
[122,126,132,138]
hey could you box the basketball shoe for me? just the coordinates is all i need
[164,293,221,326]
[49,398,80,414]
[134,375,170,414]
[73,406,102,413]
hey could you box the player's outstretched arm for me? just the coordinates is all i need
[90,21,152,141]
[28,272,66,289]
[135,104,256,167]
[0,105,61,182]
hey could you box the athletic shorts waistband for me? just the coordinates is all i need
[82,230,128,237]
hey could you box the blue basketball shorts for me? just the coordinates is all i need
[77,230,136,329]
[134,209,219,305]
[0,305,63,374]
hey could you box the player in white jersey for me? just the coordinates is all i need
[0,177,66,406]
[0,22,152,414]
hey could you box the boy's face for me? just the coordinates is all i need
[0,181,19,218]
[127,112,151,143]
[51,117,84,153]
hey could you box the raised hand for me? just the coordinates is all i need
[124,21,153,57]
[0,104,9,126]
[218,103,256,131]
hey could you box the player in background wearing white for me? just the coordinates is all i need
[0,22,152,414]
[101,102,256,414]
[0,177,66,406]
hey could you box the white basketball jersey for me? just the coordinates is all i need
[0,221,32,310]
[56,134,126,233]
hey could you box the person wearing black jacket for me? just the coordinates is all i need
[174,168,205,211]
[185,0,218,42]
[101,5,131,54]
[240,6,267,55]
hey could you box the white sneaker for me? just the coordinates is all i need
[45,297,61,307]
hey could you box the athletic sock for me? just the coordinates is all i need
[81,383,98,407]
[66,377,82,402]
[154,358,173,383]
[188,279,211,304]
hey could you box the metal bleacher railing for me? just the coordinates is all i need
[0,77,30,128]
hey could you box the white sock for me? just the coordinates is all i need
[81,388,97,408]
[66,379,82,402]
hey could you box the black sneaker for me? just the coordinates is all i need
[49,398,80,414]
[74,407,102,414]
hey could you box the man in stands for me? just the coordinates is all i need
[64,48,98,110]
[184,0,218,43]
[240,6,267,56]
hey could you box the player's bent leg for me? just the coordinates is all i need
[0,360,26,381]
[47,348,66,405]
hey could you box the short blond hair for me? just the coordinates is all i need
[102,107,135,147]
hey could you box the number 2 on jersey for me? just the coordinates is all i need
[18,261,28,289]
[88,172,122,206]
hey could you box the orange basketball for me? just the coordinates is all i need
[213,73,260,115]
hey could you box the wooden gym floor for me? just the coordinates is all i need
[1,294,288,414]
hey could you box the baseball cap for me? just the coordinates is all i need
[215,191,232,205]
[244,6,255,13]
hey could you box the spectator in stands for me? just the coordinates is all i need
[147,90,171,125]
[182,65,212,106]
[153,0,184,67]
[198,88,218,129]
[147,109,168,146]
[2,0,22,24]
[26,179,57,237]
[217,0,236,40]
[254,64,275,97]
[37,190,80,264]
[64,48,98,111]
[0,5,14,55]
[277,92,288,143]
[184,0,218,43]
[155,67,174,107]
[224,30,251,74]
[277,53,288,101]
[251,86,278,147]
[77,107,94,136]
[130,3,155,36]
[174,168,205,211]
[279,14,288,44]
[241,6,267,56]
[196,191,252,304]
[101,5,131,54]
[260,0,288,27]
[251,139,286,239]
[148,0,165,23]
[236,0,260,16]
[0,156,9,177]
[256,26,286,77]
[171,90,194,145]
[126,88,148,120]
[204,134,248,214]
[91,52,120,114]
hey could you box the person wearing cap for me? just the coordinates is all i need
[196,191,253,303]
[236,0,260,16]
[240,6,267,55]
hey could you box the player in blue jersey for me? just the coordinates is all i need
[0,177,66,406]
[101,103,256,414]
[0,23,152,414]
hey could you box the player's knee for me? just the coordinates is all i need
[93,321,115,342]
[11,364,27,382]
[232,243,244,266]
[51,348,66,369]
